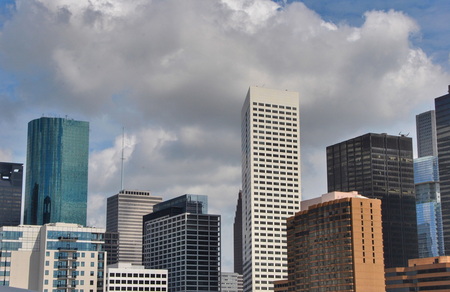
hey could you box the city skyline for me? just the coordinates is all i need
[0,0,449,272]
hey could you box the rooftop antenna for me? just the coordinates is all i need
[120,127,125,191]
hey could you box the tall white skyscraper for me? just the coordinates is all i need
[241,86,301,292]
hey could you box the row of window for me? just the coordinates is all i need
[254,125,298,132]
[253,119,296,126]
[109,273,166,278]
[254,203,296,209]
[252,101,296,110]
[253,209,295,215]
[254,163,299,170]
[254,192,298,198]
[253,129,298,137]
[254,227,284,232]
[108,287,166,291]
[253,272,286,283]
[253,107,297,115]
[253,187,299,193]
[254,155,299,161]
[254,147,299,154]
[254,175,299,182]
[109,280,166,285]
[252,113,298,121]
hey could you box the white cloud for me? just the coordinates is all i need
[0,148,13,162]
[89,133,136,191]
[221,0,280,33]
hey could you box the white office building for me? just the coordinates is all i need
[0,223,106,292]
[106,262,167,292]
[241,86,301,291]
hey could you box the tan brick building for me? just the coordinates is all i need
[275,191,385,291]
[386,256,450,291]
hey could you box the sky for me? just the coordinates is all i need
[0,0,449,272]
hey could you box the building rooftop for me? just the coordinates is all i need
[301,191,367,211]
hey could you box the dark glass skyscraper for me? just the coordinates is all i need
[435,86,450,254]
[327,133,418,268]
[143,194,221,292]
[24,117,89,226]
[0,162,23,227]
[416,110,438,157]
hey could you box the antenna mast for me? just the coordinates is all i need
[120,127,125,191]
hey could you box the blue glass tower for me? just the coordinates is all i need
[414,156,444,257]
[24,117,89,226]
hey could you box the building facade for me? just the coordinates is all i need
[0,162,23,227]
[221,272,243,292]
[386,256,450,291]
[414,156,444,257]
[0,223,106,291]
[326,133,417,268]
[106,190,162,265]
[435,87,450,255]
[143,194,221,292]
[416,110,438,157]
[241,86,301,291]
[278,192,385,291]
[106,262,167,292]
[24,117,89,226]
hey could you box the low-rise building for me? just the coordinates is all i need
[221,272,242,292]
[0,222,106,291]
[106,262,167,292]
[386,256,450,291]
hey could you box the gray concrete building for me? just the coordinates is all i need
[106,190,162,265]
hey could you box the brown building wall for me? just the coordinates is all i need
[281,194,385,291]
[351,198,385,291]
